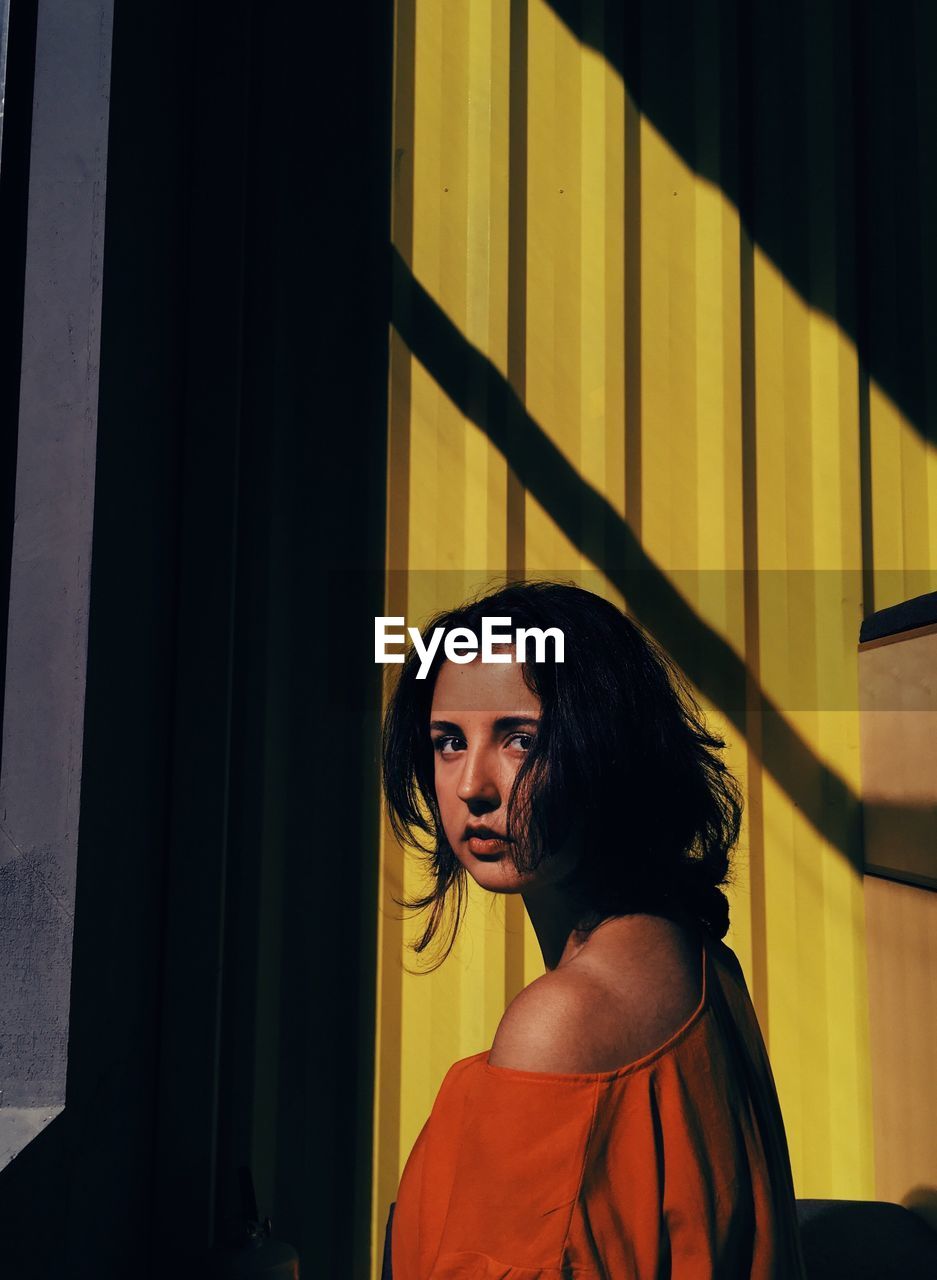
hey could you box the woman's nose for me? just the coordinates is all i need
[456,746,501,809]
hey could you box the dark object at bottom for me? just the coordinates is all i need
[380,1197,937,1278]
[208,1234,300,1279]
[797,1199,937,1280]
[207,1166,300,1278]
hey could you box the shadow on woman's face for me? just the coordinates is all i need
[428,654,587,897]
[429,656,545,893]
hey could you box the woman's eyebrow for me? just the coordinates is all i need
[493,715,540,731]
[429,719,463,733]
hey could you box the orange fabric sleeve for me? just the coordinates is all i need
[391,938,807,1279]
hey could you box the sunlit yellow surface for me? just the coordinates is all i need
[371,1,936,1271]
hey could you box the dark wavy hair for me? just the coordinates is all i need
[381,580,742,969]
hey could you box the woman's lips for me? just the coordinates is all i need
[465,830,510,857]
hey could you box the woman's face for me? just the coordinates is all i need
[429,655,573,893]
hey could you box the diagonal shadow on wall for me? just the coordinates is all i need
[392,248,864,873]
[545,0,937,449]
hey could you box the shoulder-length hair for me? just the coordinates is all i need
[381,580,742,969]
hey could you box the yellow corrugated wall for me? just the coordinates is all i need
[372,1,937,1270]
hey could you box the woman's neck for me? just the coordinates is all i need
[521,879,697,972]
[520,878,610,971]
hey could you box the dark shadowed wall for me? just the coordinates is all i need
[0,0,392,1276]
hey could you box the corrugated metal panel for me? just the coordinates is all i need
[373,1,937,1267]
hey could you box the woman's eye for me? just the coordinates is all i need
[433,735,465,755]
[507,733,534,752]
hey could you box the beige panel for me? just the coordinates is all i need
[859,625,937,888]
[864,875,937,1204]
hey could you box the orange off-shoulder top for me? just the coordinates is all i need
[390,928,807,1279]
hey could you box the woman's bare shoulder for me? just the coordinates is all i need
[487,916,703,1074]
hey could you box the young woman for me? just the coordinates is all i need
[380,581,806,1279]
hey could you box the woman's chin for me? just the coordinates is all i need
[464,858,552,896]
[460,854,527,893]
